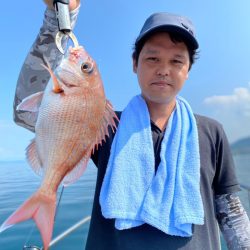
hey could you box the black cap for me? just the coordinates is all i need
[135,12,199,50]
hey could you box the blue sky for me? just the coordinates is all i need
[1,0,250,161]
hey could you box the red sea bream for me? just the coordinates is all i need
[0,46,117,250]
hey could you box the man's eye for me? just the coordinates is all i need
[172,59,183,64]
[147,57,158,62]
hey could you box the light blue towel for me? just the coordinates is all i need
[99,95,204,236]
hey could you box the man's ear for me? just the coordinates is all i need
[132,57,137,73]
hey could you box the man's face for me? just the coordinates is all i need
[133,32,190,106]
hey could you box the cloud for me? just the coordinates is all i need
[204,84,250,117]
[203,84,250,142]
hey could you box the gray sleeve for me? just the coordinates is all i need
[215,193,250,249]
[13,6,80,132]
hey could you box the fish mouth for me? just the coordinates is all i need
[56,64,82,88]
[56,74,79,88]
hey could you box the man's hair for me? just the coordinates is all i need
[132,31,199,71]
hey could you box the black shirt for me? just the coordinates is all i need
[86,112,240,250]
[151,120,165,172]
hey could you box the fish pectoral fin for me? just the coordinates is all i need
[17,91,44,112]
[41,60,63,94]
[26,139,43,176]
[0,192,56,250]
[92,100,119,154]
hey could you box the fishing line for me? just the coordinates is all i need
[23,185,65,250]
[54,185,65,221]
[23,224,36,249]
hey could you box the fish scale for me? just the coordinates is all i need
[37,93,88,170]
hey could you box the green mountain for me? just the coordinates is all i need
[231,137,250,155]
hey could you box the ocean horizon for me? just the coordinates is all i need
[0,154,249,250]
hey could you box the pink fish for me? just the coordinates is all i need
[0,46,118,250]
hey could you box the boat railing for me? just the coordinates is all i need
[40,216,91,250]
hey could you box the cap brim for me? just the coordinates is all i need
[135,25,199,50]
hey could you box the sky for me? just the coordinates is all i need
[1,0,250,161]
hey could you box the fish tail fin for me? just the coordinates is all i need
[0,191,56,250]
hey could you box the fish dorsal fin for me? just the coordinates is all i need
[92,100,119,153]
[17,91,44,112]
[26,139,44,176]
[62,155,90,186]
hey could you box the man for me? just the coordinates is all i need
[13,1,250,249]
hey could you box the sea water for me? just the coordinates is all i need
[0,154,249,250]
[0,160,97,250]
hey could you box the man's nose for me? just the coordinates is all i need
[156,62,170,76]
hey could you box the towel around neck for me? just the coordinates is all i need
[99,95,204,237]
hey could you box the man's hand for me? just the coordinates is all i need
[43,0,80,11]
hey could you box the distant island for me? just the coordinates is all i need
[231,137,250,155]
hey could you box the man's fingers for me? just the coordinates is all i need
[43,0,80,11]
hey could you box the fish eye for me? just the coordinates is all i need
[81,62,93,73]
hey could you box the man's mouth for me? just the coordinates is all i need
[151,80,173,87]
